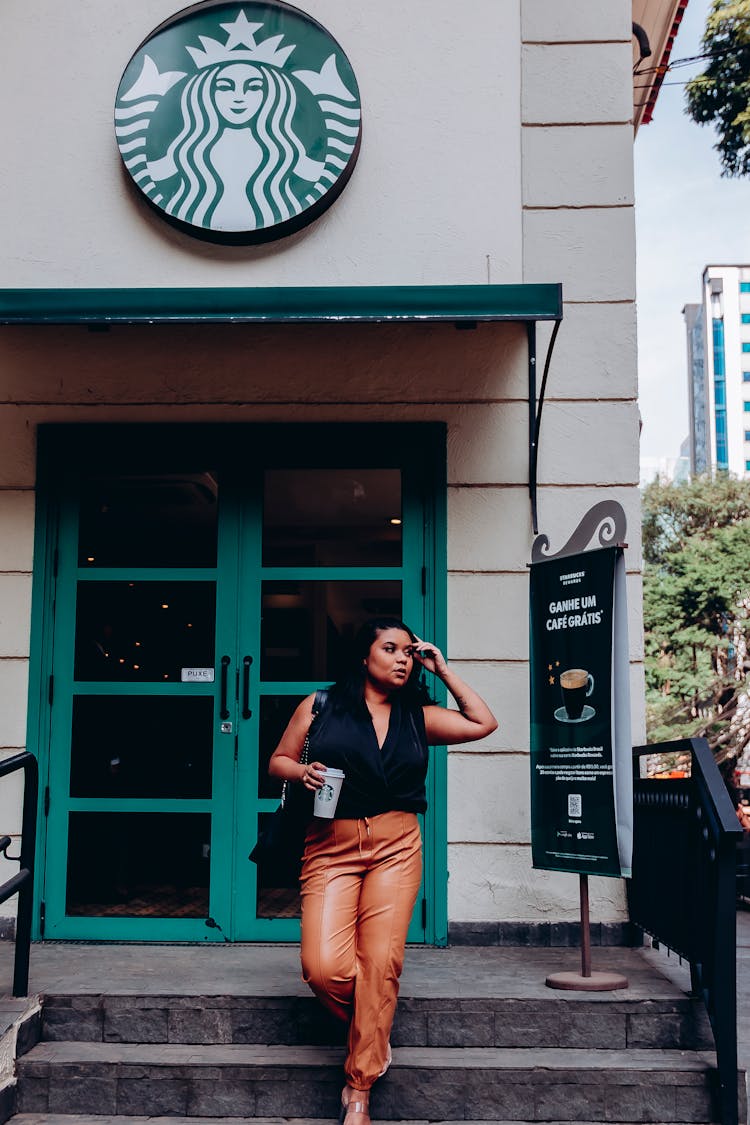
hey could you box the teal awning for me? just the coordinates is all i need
[0,284,561,325]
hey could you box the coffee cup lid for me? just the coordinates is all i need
[322,767,345,778]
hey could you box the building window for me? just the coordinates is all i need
[744,372,750,382]
[745,402,750,412]
[716,411,729,467]
[741,282,750,293]
[743,313,750,324]
[713,319,728,469]
[745,431,750,441]
[746,461,750,471]
[744,343,750,353]
[713,318,726,374]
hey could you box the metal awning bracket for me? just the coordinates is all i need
[528,316,562,536]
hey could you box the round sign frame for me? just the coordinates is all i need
[115,0,362,244]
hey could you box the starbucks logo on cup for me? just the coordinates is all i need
[115,2,362,243]
[313,766,344,818]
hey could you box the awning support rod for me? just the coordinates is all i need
[528,318,562,536]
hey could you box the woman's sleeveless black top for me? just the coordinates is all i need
[308,696,429,818]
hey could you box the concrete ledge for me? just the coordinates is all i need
[448,922,642,947]
[0,998,41,1124]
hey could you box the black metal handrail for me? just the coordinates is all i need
[0,752,38,997]
[629,738,742,1125]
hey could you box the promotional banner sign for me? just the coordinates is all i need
[529,546,632,878]
[115,2,362,243]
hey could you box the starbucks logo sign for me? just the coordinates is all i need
[115,2,362,243]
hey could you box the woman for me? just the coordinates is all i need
[269,617,497,1125]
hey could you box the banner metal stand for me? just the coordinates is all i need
[545,874,628,991]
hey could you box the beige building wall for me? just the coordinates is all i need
[0,0,642,926]
[0,0,522,289]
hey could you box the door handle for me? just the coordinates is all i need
[220,655,231,720]
[242,656,253,720]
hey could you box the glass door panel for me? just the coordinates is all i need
[78,472,219,568]
[66,811,211,918]
[69,696,213,799]
[74,581,216,683]
[263,469,402,566]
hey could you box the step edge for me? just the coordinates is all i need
[16,1043,727,1068]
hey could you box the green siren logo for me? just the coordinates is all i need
[115,2,362,243]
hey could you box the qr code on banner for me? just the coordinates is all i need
[568,794,582,818]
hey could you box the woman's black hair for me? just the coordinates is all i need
[329,616,434,714]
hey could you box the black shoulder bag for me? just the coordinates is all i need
[248,688,328,886]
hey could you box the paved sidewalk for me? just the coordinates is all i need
[0,941,690,1002]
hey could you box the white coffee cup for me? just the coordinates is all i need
[313,767,345,818]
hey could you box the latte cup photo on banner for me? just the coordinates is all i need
[556,668,595,724]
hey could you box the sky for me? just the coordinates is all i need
[635,0,750,465]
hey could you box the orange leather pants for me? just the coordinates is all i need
[300,810,422,1091]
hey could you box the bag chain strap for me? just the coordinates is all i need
[280,695,321,808]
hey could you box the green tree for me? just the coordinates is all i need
[643,475,750,771]
[685,0,750,177]
[642,472,750,563]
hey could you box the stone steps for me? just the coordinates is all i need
[14,1041,724,1122]
[7,983,744,1125]
[40,994,713,1051]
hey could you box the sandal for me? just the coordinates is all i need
[337,1043,388,1123]
[342,1088,370,1125]
[338,1085,354,1125]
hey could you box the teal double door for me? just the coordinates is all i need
[32,424,446,942]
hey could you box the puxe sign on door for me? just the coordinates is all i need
[115,2,362,243]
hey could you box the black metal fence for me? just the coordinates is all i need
[0,752,38,997]
[629,738,742,1125]
[738,831,750,903]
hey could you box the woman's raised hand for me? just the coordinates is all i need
[412,639,448,678]
[416,641,498,745]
